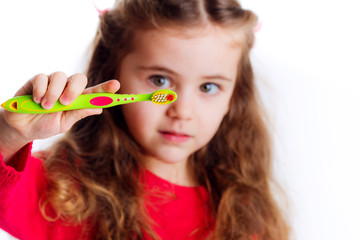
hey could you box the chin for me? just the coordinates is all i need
[148,150,191,165]
[157,156,188,165]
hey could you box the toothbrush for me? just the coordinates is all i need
[1,89,177,114]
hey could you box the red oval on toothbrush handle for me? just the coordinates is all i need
[90,96,113,106]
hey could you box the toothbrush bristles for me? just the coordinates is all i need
[151,90,177,104]
[152,92,174,104]
[153,93,167,103]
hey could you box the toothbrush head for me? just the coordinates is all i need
[151,89,177,105]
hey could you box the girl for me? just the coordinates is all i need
[0,0,289,239]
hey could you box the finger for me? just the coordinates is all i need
[83,79,120,94]
[61,108,103,132]
[41,72,67,110]
[59,73,88,106]
[73,108,103,121]
[31,74,49,103]
[14,79,34,97]
[14,74,48,103]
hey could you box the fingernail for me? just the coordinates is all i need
[33,97,40,104]
[60,97,70,106]
[42,101,52,110]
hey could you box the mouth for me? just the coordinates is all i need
[159,131,191,143]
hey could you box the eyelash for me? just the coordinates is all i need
[148,75,171,88]
[148,75,220,95]
[200,83,220,95]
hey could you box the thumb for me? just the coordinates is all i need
[60,108,103,132]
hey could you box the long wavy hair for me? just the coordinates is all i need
[40,0,289,239]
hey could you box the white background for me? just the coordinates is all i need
[1,0,359,240]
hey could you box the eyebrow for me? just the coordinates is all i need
[137,65,232,82]
[202,75,233,82]
[137,65,179,76]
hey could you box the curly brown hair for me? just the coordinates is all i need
[40,0,289,239]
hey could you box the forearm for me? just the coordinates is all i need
[0,110,30,163]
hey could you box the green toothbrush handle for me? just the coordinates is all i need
[1,93,152,114]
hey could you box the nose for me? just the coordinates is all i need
[166,90,193,121]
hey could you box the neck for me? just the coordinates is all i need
[144,157,197,187]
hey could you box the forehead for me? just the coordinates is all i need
[117,24,244,85]
[132,24,243,50]
[127,25,243,71]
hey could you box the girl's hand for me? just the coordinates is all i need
[0,72,120,162]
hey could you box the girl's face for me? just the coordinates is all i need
[118,26,241,169]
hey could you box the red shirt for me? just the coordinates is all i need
[0,143,213,240]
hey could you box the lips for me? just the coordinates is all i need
[159,131,191,143]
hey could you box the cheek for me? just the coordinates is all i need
[122,108,143,140]
[198,109,227,143]
[199,94,232,137]
[122,103,160,139]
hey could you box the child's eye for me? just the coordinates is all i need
[200,83,219,94]
[149,75,170,88]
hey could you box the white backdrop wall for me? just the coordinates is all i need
[1,0,359,240]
